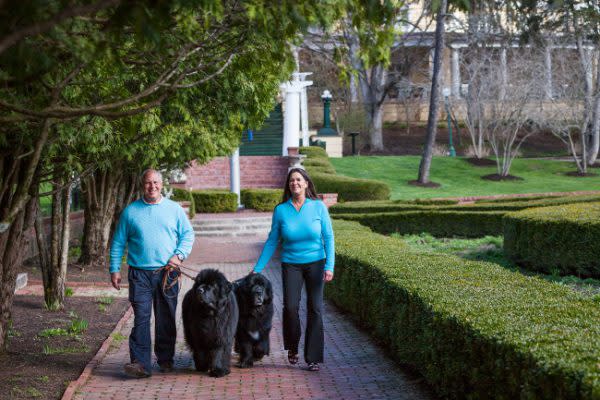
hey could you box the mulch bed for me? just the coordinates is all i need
[565,171,598,177]
[407,179,441,188]
[481,174,524,181]
[465,157,497,167]
[4,260,131,400]
[20,258,130,286]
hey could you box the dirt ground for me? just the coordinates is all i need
[2,293,129,400]
[344,125,569,157]
[20,258,130,287]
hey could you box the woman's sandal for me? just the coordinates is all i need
[307,363,320,372]
[287,351,299,365]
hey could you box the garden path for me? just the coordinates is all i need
[64,221,437,400]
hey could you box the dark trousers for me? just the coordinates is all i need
[128,267,179,374]
[281,259,325,364]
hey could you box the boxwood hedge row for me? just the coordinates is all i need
[170,187,196,218]
[240,188,282,212]
[504,203,600,279]
[191,190,238,213]
[333,210,505,237]
[298,146,390,202]
[328,220,600,399]
[329,194,600,215]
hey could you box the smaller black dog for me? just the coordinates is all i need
[234,273,274,368]
[182,269,239,377]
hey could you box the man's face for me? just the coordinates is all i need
[143,171,163,202]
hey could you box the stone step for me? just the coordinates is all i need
[195,230,268,238]
[193,217,272,227]
[195,224,271,232]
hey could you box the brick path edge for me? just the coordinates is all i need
[61,306,134,400]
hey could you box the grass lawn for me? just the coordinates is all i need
[330,156,600,200]
[395,233,600,298]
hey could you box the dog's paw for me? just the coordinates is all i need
[209,367,230,378]
[237,360,254,368]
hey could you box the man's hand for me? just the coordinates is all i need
[111,272,122,290]
[168,254,183,268]
[324,270,334,282]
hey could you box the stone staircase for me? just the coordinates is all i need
[193,215,272,238]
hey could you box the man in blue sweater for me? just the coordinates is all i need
[110,169,194,378]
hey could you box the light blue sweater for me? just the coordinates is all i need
[253,198,335,273]
[109,198,195,273]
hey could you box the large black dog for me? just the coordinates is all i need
[182,269,239,377]
[234,273,274,368]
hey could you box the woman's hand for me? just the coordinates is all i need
[323,270,334,282]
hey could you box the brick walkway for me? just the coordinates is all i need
[68,238,437,400]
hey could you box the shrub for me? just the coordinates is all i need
[303,158,336,175]
[328,220,600,399]
[333,210,505,237]
[311,172,390,202]
[329,194,600,215]
[504,202,600,279]
[191,190,238,213]
[171,187,196,219]
[241,189,283,211]
[299,146,328,159]
[411,198,459,205]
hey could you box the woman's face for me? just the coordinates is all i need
[289,172,308,197]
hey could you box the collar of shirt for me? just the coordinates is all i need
[142,195,164,205]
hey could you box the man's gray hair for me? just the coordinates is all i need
[140,169,163,184]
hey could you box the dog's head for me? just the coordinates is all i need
[242,273,273,307]
[192,269,233,312]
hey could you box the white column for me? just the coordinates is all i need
[229,147,241,208]
[545,46,553,100]
[451,48,460,97]
[297,72,313,147]
[280,74,312,156]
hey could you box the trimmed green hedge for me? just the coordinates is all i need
[504,203,600,279]
[328,220,600,399]
[299,146,329,159]
[191,190,238,213]
[241,189,283,212]
[333,210,505,237]
[312,172,390,202]
[303,158,336,175]
[299,146,390,202]
[170,188,196,219]
[330,194,600,215]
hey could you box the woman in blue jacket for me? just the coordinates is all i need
[252,167,334,372]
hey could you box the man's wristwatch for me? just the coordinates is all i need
[176,254,185,262]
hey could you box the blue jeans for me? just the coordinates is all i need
[128,267,179,374]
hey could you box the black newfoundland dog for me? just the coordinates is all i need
[182,269,239,377]
[234,273,274,368]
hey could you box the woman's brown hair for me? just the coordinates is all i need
[281,168,319,203]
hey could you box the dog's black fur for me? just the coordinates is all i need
[234,273,274,368]
[182,269,239,377]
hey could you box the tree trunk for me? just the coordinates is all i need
[79,170,137,271]
[417,0,447,183]
[40,175,72,311]
[79,171,121,270]
[0,197,36,351]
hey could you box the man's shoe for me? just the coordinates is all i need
[158,361,174,373]
[124,362,150,378]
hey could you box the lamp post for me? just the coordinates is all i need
[317,89,337,136]
[442,87,456,157]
